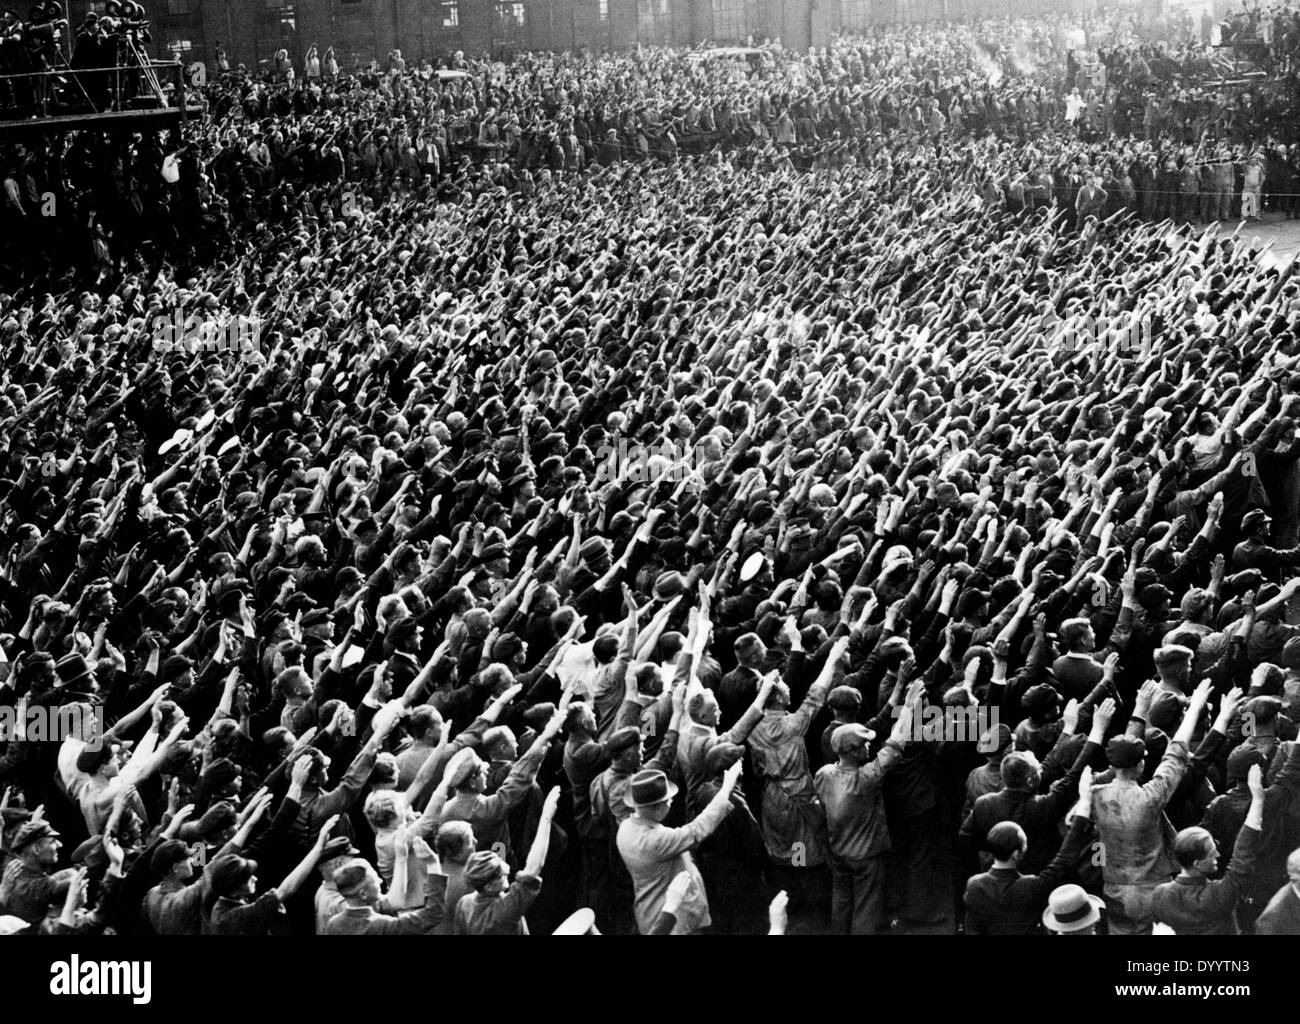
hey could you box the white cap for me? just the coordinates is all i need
[552,908,598,935]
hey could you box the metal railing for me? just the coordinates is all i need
[0,60,189,119]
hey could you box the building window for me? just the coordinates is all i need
[598,0,609,22]
[162,0,193,14]
[340,0,362,5]
[495,2,525,29]
[167,38,193,56]
[637,0,671,42]
[442,0,459,26]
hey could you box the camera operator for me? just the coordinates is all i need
[98,1,151,107]
[0,9,30,111]
[23,2,67,114]
[71,11,106,109]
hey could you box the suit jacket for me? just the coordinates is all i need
[960,739,1099,873]
[964,815,1090,935]
[1051,653,1104,701]
[1152,823,1260,935]
[324,871,447,935]
[1255,882,1300,935]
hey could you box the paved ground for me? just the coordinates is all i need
[1229,211,1300,267]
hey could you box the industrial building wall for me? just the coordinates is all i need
[63,0,1093,72]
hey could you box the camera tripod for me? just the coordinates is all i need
[122,30,165,106]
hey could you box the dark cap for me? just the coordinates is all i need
[151,839,193,874]
[70,836,109,870]
[300,608,330,629]
[1021,683,1060,716]
[178,800,238,842]
[606,726,641,755]
[827,685,863,713]
[10,820,59,851]
[464,849,505,888]
[1242,508,1273,533]
[386,618,418,648]
[160,654,194,681]
[1226,744,1266,783]
[209,854,257,896]
[1106,734,1147,770]
[830,723,876,754]
[704,742,745,774]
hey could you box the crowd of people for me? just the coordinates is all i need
[7,6,1300,285]
[0,7,1300,938]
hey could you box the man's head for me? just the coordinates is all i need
[318,836,360,882]
[297,746,331,788]
[986,821,1028,867]
[407,705,444,745]
[386,617,423,655]
[734,632,767,670]
[434,820,475,865]
[1242,508,1272,540]
[1106,734,1147,779]
[482,725,518,762]
[827,684,862,722]
[277,665,313,701]
[705,742,744,780]
[630,662,663,700]
[363,790,401,831]
[1153,644,1193,691]
[1226,743,1266,788]
[592,630,620,665]
[624,768,678,823]
[75,738,128,781]
[464,849,510,895]
[830,723,875,767]
[1287,847,1300,892]
[978,722,1013,760]
[210,855,258,900]
[687,689,720,730]
[1173,826,1219,876]
[334,858,381,905]
[1000,751,1041,792]
[1042,883,1103,935]
[152,839,197,883]
[1179,588,1213,626]
[444,748,489,794]
[161,654,194,690]
[12,821,61,868]
[1021,683,1061,725]
[1058,617,1095,653]
[565,700,598,736]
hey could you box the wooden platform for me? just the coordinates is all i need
[0,104,205,138]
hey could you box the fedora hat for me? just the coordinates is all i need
[1042,884,1104,934]
[624,768,678,809]
[55,652,94,689]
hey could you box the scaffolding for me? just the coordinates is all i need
[0,58,203,138]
